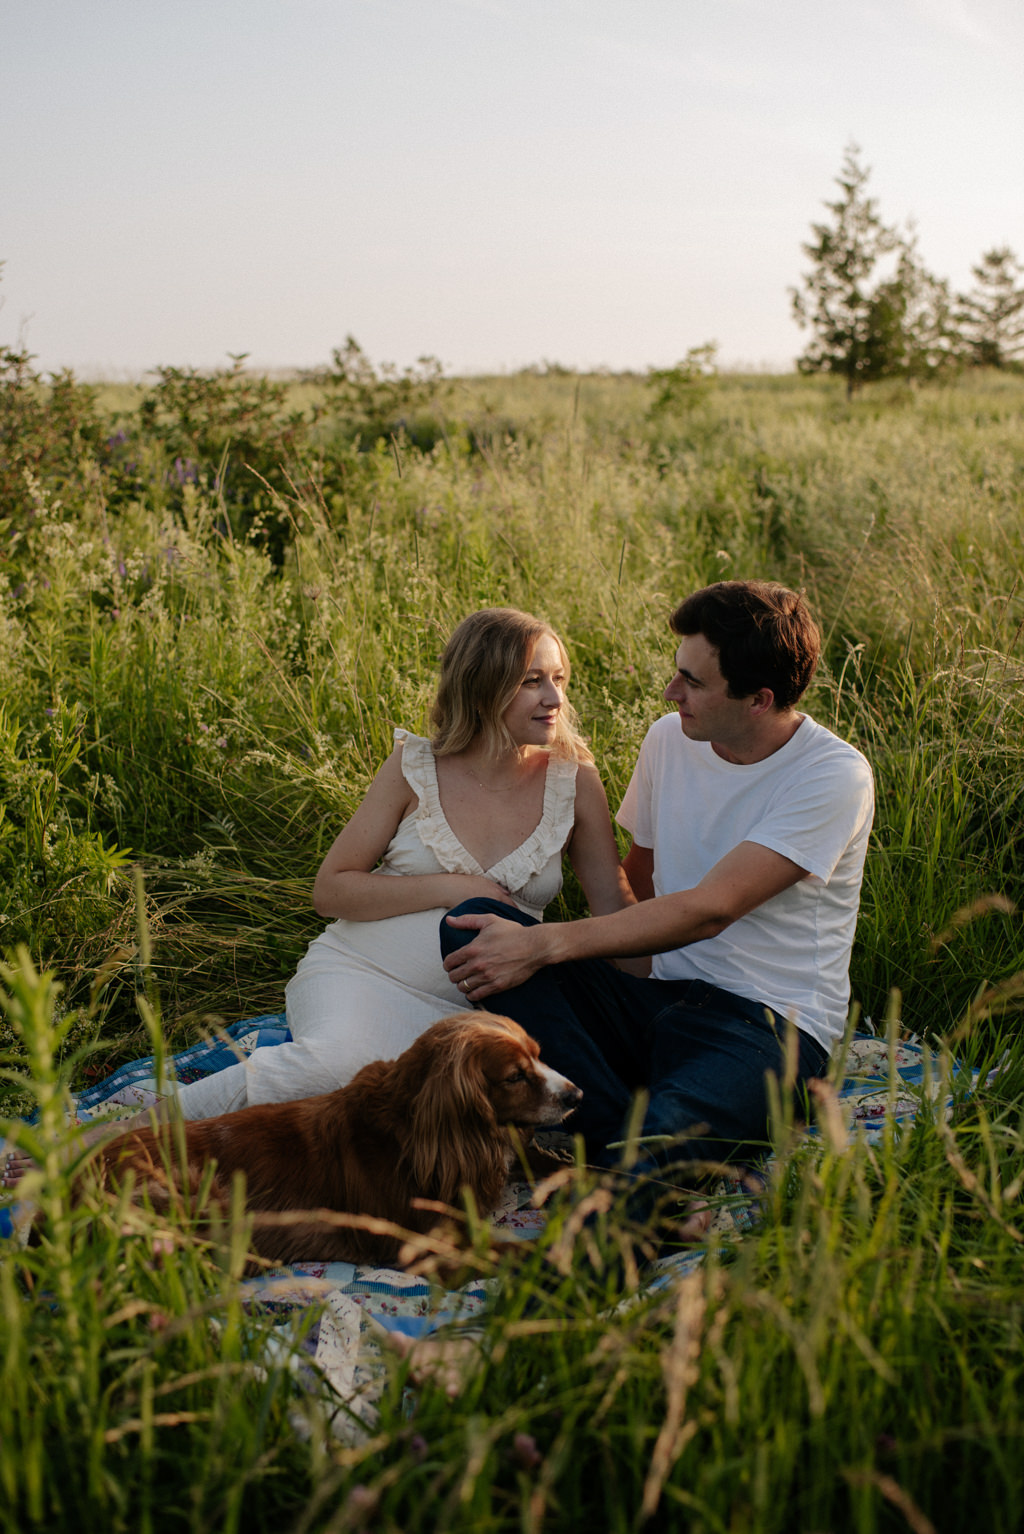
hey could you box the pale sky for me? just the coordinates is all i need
[3,0,1022,377]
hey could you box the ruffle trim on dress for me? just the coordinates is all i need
[393,728,577,888]
[493,754,577,894]
[394,729,479,877]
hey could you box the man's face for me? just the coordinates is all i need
[664,632,755,751]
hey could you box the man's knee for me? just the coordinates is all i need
[438,898,535,957]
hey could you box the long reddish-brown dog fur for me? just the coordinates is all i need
[78,1012,582,1269]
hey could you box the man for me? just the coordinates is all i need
[440,581,874,1223]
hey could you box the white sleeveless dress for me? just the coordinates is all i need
[172,730,578,1118]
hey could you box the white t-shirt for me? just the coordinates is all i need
[617,712,875,1050]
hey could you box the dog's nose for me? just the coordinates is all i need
[561,1083,583,1108]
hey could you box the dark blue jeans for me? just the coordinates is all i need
[440,899,829,1228]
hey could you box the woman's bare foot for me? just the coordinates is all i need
[1,1149,37,1189]
[2,1118,142,1190]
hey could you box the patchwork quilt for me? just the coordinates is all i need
[0,1013,983,1439]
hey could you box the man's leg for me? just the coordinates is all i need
[623,985,829,1227]
[440,899,659,1154]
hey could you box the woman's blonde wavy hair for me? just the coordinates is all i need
[430,608,593,764]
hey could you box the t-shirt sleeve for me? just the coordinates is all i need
[616,736,653,845]
[746,752,874,884]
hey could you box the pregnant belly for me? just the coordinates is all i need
[294,907,462,1005]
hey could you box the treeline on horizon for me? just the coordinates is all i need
[3,143,1023,536]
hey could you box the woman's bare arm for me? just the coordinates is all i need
[566,764,635,916]
[312,748,516,921]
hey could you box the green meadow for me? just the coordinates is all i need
[1,360,1023,1531]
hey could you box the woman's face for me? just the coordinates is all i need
[501,633,567,748]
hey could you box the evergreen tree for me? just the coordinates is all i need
[879,237,961,383]
[790,148,955,396]
[957,247,1024,368]
[791,146,901,397]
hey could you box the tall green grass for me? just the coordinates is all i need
[4,955,1024,1532]
[2,366,1024,1529]
[3,367,1022,1040]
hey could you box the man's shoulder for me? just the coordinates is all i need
[633,712,698,775]
[785,719,875,823]
[792,715,873,779]
[640,712,686,749]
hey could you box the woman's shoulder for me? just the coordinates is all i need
[392,728,433,764]
[392,726,431,750]
[572,758,607,791]
[392,728,440,801]
[538,748,580,839]
[567,759,612,816]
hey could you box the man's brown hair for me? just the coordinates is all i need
[670,581,821,709]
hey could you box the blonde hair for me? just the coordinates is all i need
[430,608,593,764]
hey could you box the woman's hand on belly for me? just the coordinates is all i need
[457,875,519,908]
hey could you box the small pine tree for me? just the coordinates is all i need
[790,145,902,398]
[878,238,961,383]
[957,247,1024,369]
[790,148,955,396]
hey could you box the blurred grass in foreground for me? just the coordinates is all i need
[1,366,1023,1529]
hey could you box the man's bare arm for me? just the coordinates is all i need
[621,842,655,902]
[443,841,807,1002]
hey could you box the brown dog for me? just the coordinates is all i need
[79,1012,582,1269]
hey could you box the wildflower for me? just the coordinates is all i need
[172,457,199,486]
[216,736,228,749]
[512,1432,542,1471]
[409,1434,428,1460]
[345,1485,377,1522]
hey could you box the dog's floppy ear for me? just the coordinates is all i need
[407,1026,504,1205]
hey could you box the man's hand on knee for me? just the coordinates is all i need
[442,912,555,1002]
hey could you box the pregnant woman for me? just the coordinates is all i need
[169,605,636,1118]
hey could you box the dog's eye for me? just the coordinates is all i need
[503,1068,527,1084]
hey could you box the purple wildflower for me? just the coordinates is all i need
[512,1433,542,1471]
[170,457,199,486]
